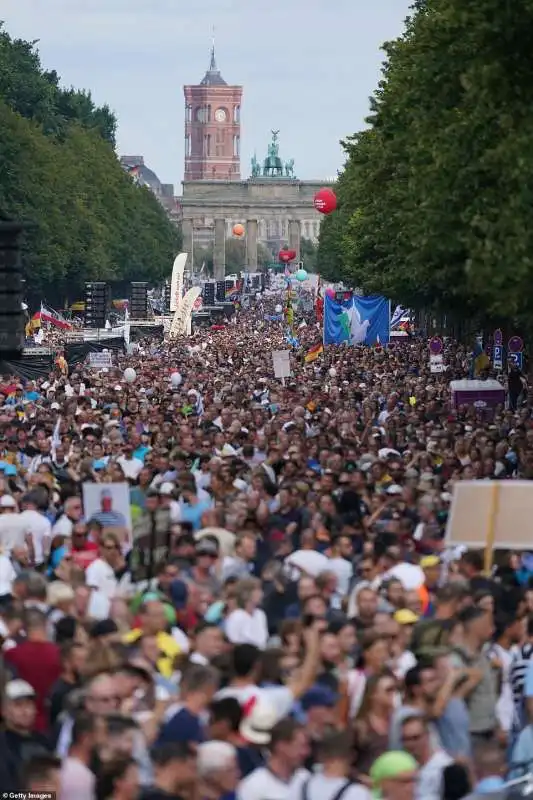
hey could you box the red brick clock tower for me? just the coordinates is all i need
[183,45,242,181]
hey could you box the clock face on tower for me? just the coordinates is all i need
[215,108,227,123]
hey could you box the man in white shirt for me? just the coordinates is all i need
[290,729,370,800]
[401,714,452,800]
[19,491,52,566]
[238,718,309,800]
[0,495,26,552]
[52,496,84,538]
[85,533,132,599]
[216,626,321,720]
[116,444,143,481]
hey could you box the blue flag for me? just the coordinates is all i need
[324,295,390,346]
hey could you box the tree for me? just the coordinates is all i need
[318,0,533,331]
[0,24,179,305]
[300,237,318,272]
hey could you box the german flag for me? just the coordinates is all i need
[304,343,324,363]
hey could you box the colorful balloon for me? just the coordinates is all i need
[295,269,308,282]
[313,187,337,215]
[325,287,335,298]
[232,223,245,238]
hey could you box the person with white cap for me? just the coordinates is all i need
[237,718,310,800]
[197,740,240,800]
[1,679,52,786]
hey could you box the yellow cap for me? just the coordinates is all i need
[394,609,419,625]
[420,555,440,569]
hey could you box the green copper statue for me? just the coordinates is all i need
[251,131,296,179]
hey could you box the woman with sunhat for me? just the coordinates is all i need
[369,751,418,800]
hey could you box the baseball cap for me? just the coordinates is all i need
[370,751,418,799]
[386,484,403,496]
[300,686,337,711]
[0,495,16,508]
[394,609,419,625]
[420,555,440,569]
[195,539,219,557]
[5,679,36,701]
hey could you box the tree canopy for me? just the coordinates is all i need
[0,23,180,305]
[318,0,533,331]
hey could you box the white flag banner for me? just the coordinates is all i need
[170,286,201,338]
[170,253,188,313]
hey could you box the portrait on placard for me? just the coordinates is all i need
[82,482,131,543]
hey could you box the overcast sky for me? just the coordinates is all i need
[2,0,412,190]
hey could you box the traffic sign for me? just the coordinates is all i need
[509,352,524,370]
[429,337,443,356]
[508,336,524,354]
[493,344,503,370]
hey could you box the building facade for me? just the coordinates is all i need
[183,46,242,182]
[119,156,179,224]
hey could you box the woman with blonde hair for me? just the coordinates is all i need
[224,577,269,649]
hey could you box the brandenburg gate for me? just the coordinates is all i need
[179,132,332,278]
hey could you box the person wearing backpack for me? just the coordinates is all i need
[290,729,371,800]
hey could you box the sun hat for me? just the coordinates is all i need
[239,699,279,746]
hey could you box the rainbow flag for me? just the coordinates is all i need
[304,343,324,363]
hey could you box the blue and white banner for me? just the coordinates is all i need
[390,305,407,330]
[324,295,390,346]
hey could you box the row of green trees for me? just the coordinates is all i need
[0,24,180,305]
[318,0,533,333]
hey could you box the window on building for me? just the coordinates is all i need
[234,105,240,123]
[204,134,212,156]
[233,135,240,157]
[207,105,212,122]
[185,134,191,157]
[186,104,192,122]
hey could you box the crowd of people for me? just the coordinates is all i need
[0,296,531,800]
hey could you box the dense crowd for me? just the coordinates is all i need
[0,298,531,800]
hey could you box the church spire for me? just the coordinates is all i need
[209,31,217,71]
[200,34,227,86]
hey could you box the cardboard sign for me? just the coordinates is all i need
[88,351,113,369]
[272,350,291,379]
[429,354,445,373]
[445,480,533,551]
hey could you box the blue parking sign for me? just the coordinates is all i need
[508,352,523,370]
[493,345,503,370]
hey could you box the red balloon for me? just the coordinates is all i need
[278,249,297,263]
[314,187,337,215]
[325,288,335,298]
